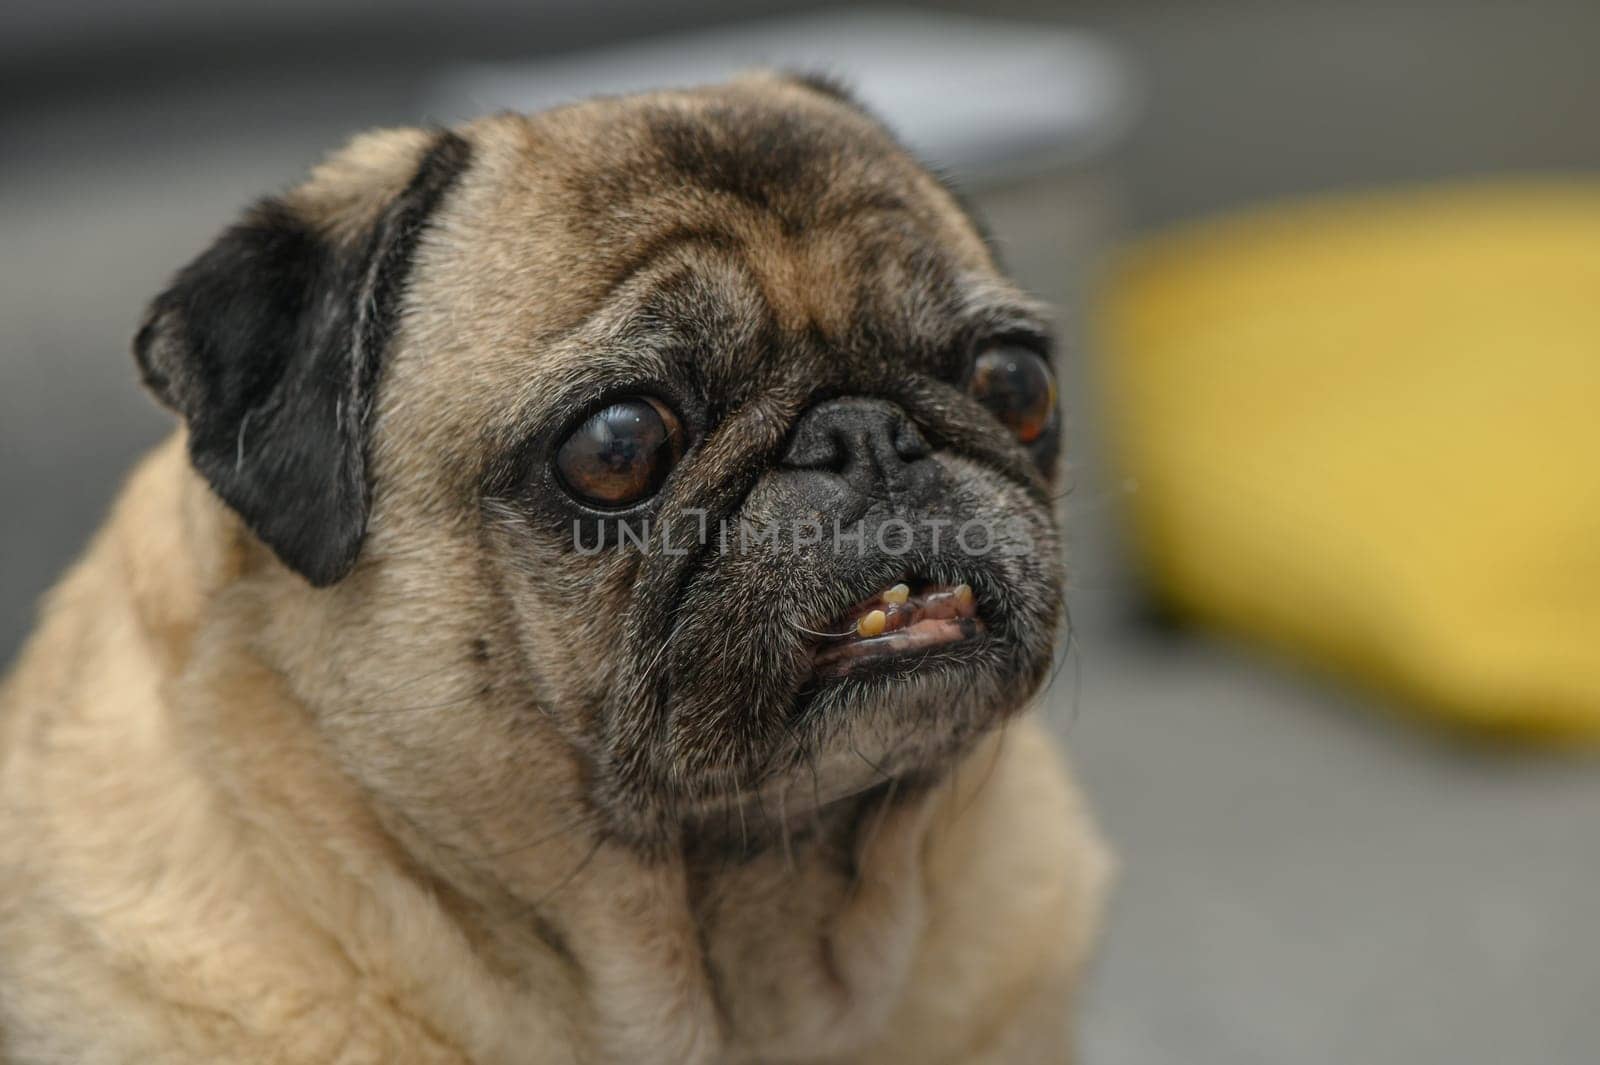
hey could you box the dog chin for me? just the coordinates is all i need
[662,564,1057,836]
[668,659,1023,852]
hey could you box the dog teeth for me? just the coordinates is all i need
[882,583,910,605]
[857,609,888,637]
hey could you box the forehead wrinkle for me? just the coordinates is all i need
[495,335,678,449]
[591,193,922,315]
[493,86,995,315]
[567,118,992,330]
[711,208,981,349]
[600,225,741,303]
[611,218,994,391]
[530,174,1007,399]
[628,252,776,405]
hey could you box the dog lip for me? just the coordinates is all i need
[810,579,984,675]
[811,616,987,676]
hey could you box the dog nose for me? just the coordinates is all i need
[781,398,933,493]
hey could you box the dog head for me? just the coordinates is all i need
[135,75,1064,854]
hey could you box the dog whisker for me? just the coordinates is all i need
[527,834,606,911]
[477,809,606,864]
[792,621,859,639]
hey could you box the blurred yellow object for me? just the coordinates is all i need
[1098,181,1600,742]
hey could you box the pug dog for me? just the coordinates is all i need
[0,75,1110,1064]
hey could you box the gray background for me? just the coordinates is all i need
[4,2,1599,1062]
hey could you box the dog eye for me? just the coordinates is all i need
[554,397,685,507]
[969,347,1057,444]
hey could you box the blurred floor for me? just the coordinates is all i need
[3,1,1599,1063]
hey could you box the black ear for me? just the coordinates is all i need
[783,70,862,105]
[134,131,471,587]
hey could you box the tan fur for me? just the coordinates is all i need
[0,78,1110,1064]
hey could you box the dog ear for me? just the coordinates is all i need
[133,130,471,587]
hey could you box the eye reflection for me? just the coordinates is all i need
[554,397,685,507]
[969,347,1056,444]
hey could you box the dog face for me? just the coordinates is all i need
[136,76,1064,854]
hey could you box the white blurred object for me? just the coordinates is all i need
[429,8,1138,185]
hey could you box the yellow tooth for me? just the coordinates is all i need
[857,609,887,637]
[883,583,910,605]
[953,583,974,609]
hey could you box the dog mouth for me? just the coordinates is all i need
[810,578,986,677]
